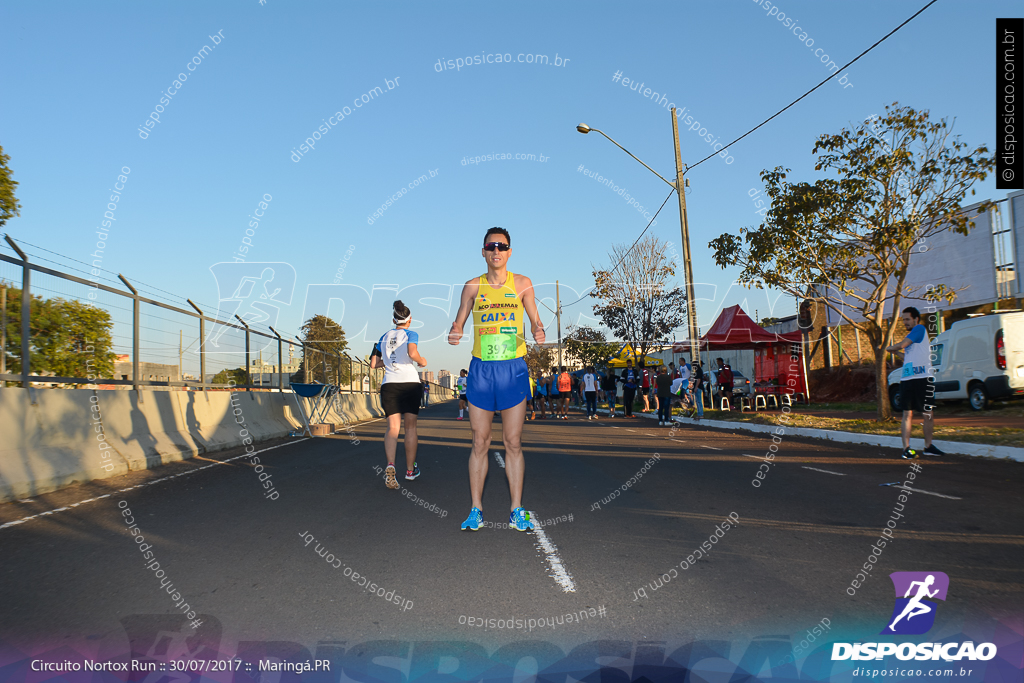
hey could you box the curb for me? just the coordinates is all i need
[587,407,1024,462]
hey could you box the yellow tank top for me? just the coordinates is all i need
[471,271,527,361]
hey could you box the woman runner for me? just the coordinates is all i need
[370,300,428,489]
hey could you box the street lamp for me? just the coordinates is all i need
[576,109,701,367]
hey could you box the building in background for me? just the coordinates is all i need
[437,369,452,388]
[761,191,1024,371]
[418,370,434,382]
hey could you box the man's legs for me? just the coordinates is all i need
[642,389,650,412]
[403,413,418,471]
[467,404,494,510]
[901,410,914,449]
[500,399,528,511]
[623,389,635,416]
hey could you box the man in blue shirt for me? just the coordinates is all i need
[886,306,944,458]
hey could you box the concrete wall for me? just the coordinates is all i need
[0,384,451,503]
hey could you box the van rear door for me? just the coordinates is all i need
[1001,313,1024,389]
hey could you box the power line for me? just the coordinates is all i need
[686,0,939,171]
[562,0,937,315]
[561,188,676,308]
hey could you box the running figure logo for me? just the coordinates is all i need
[881,571,949,635]
[206,262,296,352]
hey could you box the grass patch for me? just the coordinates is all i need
[692,410,1024,447]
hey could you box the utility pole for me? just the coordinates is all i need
[670,108,701,369]
[1,285,6,377]
[178,330,182,383]
[556,280,563,369]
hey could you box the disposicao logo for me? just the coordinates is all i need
[882,571,948,635]
[832,571,998,662]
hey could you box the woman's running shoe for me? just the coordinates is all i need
[509,507,534,531]
[900,447,919,459]
[405,463,421,480]
[384,464,400,489]
[461,507,483,531]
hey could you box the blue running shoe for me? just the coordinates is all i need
[405,463,421,480]
[510,507,534,532]
[461,507,483,531]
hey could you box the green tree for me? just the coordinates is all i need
[590,235,687,363]
[563,324,621,371]
[524,343,553,376]
[293,314,349,385]
[1,283,117,383]
[212,367,248,385]
[709,103,994,420]
[0,145,20,229]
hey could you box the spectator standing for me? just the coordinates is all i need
[422,380,430,408]
[602,370,618,417]
[691,360,705,420]
[640,360,652,412]
[715,358,733,409]
[621,359,638,418]
[886,306,945,458]
[655,366,673,426]
[582,366,598,420]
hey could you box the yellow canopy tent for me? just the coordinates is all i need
[605,343,665,368]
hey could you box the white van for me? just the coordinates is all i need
[888,311,1024,411]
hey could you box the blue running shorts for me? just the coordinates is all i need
[467,356,530,412]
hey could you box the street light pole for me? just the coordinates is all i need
[556,280,563,369]
[670,108,701,368]
[576,117,701,367]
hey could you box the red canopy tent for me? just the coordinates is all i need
[702,305,802,349]
[674,305,808,396]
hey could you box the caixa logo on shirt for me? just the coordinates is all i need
[832,571,997,661]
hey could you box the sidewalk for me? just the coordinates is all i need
[584,406,1024,462]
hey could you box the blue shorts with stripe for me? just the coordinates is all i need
[467,356,530,412]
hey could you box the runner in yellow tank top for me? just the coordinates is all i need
[448,227,545,532]
[470,271,528,361]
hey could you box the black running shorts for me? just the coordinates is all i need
[381,382,422,416]
[901,377,935,413]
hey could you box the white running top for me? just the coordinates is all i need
[374,328,421,384]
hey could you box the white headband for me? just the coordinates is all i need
[394,313,412,324]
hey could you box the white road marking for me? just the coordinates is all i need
[670,439,688,444]
[624,429,637,432]
[742,454,761,458]
[700,444,722,450]
[0,439,310,532]
[529,511,576,593]
[892,485,961,500]
[802,466,846,476]
[493,451,506,468]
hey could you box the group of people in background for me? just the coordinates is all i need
[518,357,707,425]
[528,366,575,420]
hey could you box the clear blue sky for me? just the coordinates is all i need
[0,0,1014,376]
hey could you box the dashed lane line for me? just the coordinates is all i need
[890,485,962,500]
[0,439,310,531]
[802,466,846,476]
[529,511,576,593]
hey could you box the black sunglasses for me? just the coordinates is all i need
[483,242,510,252]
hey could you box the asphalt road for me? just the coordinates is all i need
[1,399,1021,671]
